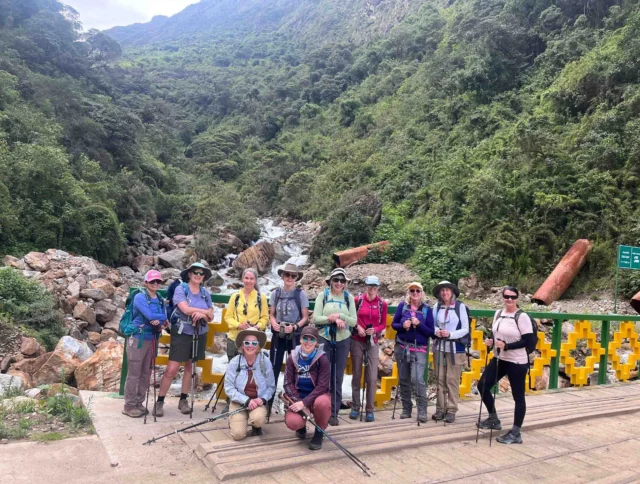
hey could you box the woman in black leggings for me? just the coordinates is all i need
[477,286,534,444]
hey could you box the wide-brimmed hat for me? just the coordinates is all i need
[325,268,350,284]
[277,263,304,281]
[432,280,460,298]
[235,327,267,349]
[180,262,212,283]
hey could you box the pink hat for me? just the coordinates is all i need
[144,270,163,282]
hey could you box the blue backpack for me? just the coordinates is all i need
[165,279,211,324]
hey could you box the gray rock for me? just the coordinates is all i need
[55,335,94,361]
[206,271,224,287]
[158,249,187,269]
[117,266,135,278]
[160,268,181,281]
[68,281,81,298]
[73,301,97,325]
[94,300,117,323]
[0,373,24,396]
[25,388,42,398]
[85,321,102,333]
[80,288,108,301]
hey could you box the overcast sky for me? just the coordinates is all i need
[63,0,199,31]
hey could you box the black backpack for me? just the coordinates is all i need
[435,300,471,346]
[496,309,539,354]
[271,287,302,316]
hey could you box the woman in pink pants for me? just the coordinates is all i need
[283,326,331,450]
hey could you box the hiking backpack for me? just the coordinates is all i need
[322,287,351,310]
[233,290,263,318]
[271,287,302,316]
[165,279,211,324]
[119,288,164,347]
[434,301,472,346]
[496,309,539,354]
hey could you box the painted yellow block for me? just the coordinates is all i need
[608,321,640,381]
[559,320,604,386]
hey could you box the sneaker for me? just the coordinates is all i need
[308,429,324,450]
[418,413,428,423]
[136,404,149,415]
[251,427,263,436]
[497,430,523,444]
[365,412,375,422]
[178,398,191,414]
[152,401,164,418]
[349,408,359,420]
[328,416,339,426]
[444,413,455,423]
[400,409,412,419]
[122,406,144,418]
[432,411,445,421]
[477,415,502,430]
[295,428,307,439]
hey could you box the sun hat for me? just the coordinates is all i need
[277,262,304,281]
[432,280,460,298]
[235,327,267,349]
[325,268,350,284]
[144,270,163,282]
[180,262,212,283]
[364,275,380,286]
[407,282,424,292]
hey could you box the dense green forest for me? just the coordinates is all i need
[2,0,640,294]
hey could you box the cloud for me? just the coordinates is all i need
[63,0,199,31]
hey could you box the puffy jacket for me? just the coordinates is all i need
[391,301,435,347]
[283,345,330,408]
[224,352,275,405]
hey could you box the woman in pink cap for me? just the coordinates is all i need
[123,270,167,418]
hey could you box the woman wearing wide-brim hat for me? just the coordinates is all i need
[312,267,357,426]
[154,262,213,417]
[224,327,275,440]
[431,280,469,424]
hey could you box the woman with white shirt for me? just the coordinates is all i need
[431,280,469,423]
[477,286,534,444]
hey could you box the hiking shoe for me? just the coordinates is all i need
[418,413,428,423]
[308,429,323,450]
[122,406,144,418]
[221,401,230,414]
[477,416,502,430]
[295,427,307,439]
[497,430,522,444]
[328,416,339,426]
[444,413,455,424]
[365,412,375,422]
[178,398,191,414]
[432,411,445,421]
[152,401,164,418]
[399,409,412,419]
[340,402,350,410]
[251,426,263,436]
[136,404,149,415]
[349,408,359,420]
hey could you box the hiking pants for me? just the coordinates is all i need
[229,401,267,441]
[319,336,350,417]
[269,333,300,388]
[124,337,154,409]
[434,343,466,415]
[477,357,528,427]
[226,338,238,362]
[285,393,331,431]
[394,344,427,415]
[350,338,378,412]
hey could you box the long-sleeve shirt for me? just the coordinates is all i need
[224,353,275,405]
[353,295,388,344]
[132,292,166,340]
[391,301,435,347]
[312,289,357,342]
[432,301,470,354]
[226,289,269,341]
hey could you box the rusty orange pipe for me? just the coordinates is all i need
[631,291,640,314]
[333,241,390,268]
[531,239,592,305]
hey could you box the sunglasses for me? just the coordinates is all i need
[409,289,422,294]
[301,336,317,343]
[366,284,379,288]
[243,340,259,347]
[243,303,248,316]
[503,294,518,300]
[332,278,346,284]
[147,280,162,285]
[191,270,205,276]
[282,272,297,279]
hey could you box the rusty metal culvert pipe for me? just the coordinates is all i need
[631,291,640,314]
[332,241,390,268]
[531,239,592,306]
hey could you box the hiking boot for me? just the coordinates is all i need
[497,429,523,444]
[328,416,339,426]
[340,402,350,410]
[399,409,412,419]
[349,408,359,420]
[432,410,445,421]
[152,401,164,418]
[178,398,191,414]
[444,413,455,424]
[308,429,324,450]
[418,413,428,423]
[136,404,149,415]
[122,406,144,418]
[365,412,375,423]
[295,427,307,439]
[221,402,230,414]
[477,415,502,430]
[251,426,263,436]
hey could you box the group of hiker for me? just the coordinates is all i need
[123,262,535,449]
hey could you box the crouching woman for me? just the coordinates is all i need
[283,326,331,451]
[224,328,276,440]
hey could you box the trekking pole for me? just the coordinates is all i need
[413,336,420,427]
[152,333,157,423]
[391,342,402,420]
[489,345,501,447]
[330,323,338,421]
[266,328,280,423]
[424,336,430,422]
[190,323,199,419]
[475,348,490,443]
[360,332,370,422]
[204,369,227,412]
[144,335,155,425]
[142,406,246,445]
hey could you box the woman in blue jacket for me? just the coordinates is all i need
[391,282,435,422]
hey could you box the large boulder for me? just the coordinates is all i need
[68,281,81,298]
[32,350,81,385]
[7,369,33,390]
[131,255,155,272]
[20,336,45,358]
[3,255,21,268]
[89,279,116,298]
[80,288,108,301]
[12,351,51,375]
[56,335,94,361]
[158,249,187,269]
[94,300,117,324]
[75,340,124,392]
[104,308,124,333]
[159,237,178,251]
[24,252,50,272]
[232,241,275,275]
[0,373,24,396]
[73,301,96,324]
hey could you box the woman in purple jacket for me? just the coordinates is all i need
[391,282,435,422]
